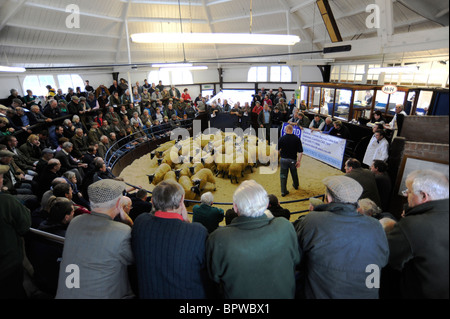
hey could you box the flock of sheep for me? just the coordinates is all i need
[146,131,280,200]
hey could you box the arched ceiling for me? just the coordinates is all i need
[0,0,448,70]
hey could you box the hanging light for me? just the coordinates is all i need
[151,63,193,68]
[130,33,300,46]
[159,66,208,71]
[0,65,26,72]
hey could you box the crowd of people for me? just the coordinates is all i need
[2,163,447,300]
[0,79,448,300]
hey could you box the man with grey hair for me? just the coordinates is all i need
[30,104,52,123]
[71,128,89,158]
[206,180,300,298]
[43,99,61,119]
[56,179,134,299]
[387,169,449,298]
[97,135,110,159]
[132,180,212,299]
[193,192,224,233]
[295,175,389,299]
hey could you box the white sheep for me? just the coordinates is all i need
[163,170,177,182]
[148,163,171,185]
[189,162,204,176]
[191,168,216,191]
[228,162,247,184]
[174,162,193,179]
[178,175,199,200]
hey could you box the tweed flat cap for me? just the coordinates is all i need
[88,179,126,204]
[0,150,15,158]
[0,164,10,174]
[322,175,363,204]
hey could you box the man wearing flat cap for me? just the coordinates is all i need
[0,164,31,299]
[56,179,134,299]
[295,175,389,299]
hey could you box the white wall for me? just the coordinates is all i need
[0,64,324,102]
[0,75,23,99]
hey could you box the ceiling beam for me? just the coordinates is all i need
[127,17,207,24]
[376,0,394,46]
[210,10,286,24]
[323,26,449,59]
[289,0,316,14]
[0,0,27,32]
[277,0,319,50]
[1,41,117,53]
[5,22,120,39]
[302,7,367,29]
[24,2,123,22]
[313,16,429,44]
[119,0,231,6]
[302,0,399,30]
[200,0,220,65]
[115,0,132,63]
[119,0,202,5]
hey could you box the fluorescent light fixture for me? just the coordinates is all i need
[0,65,26,72]
[131,33,300,45]
[160,66,208,71]
[368,65,419,74]
[151,63,193,68]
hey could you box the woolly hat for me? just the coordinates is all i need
[322,175,363,204]
[88,179,126,205]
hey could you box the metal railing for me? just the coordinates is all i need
[104,118,194,168]
[29,228,65,244]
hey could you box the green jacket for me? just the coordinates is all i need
[206,214,300,299]
[0,192,31,279]
[192,203,224,233]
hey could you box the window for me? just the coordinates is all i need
[247,66,268,82]
[57,74,84,93]
[270,66,291,82]
[148,70,193,86]
[334,89,352,121]
[209,90,254,106]
[23,74,85,96]
[171,69,193,85]
[148,70,170,86]
[330,66,340,82]
[23,75,57,96]
[416,91,433,115]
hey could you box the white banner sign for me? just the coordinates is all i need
[281,123,347,169]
